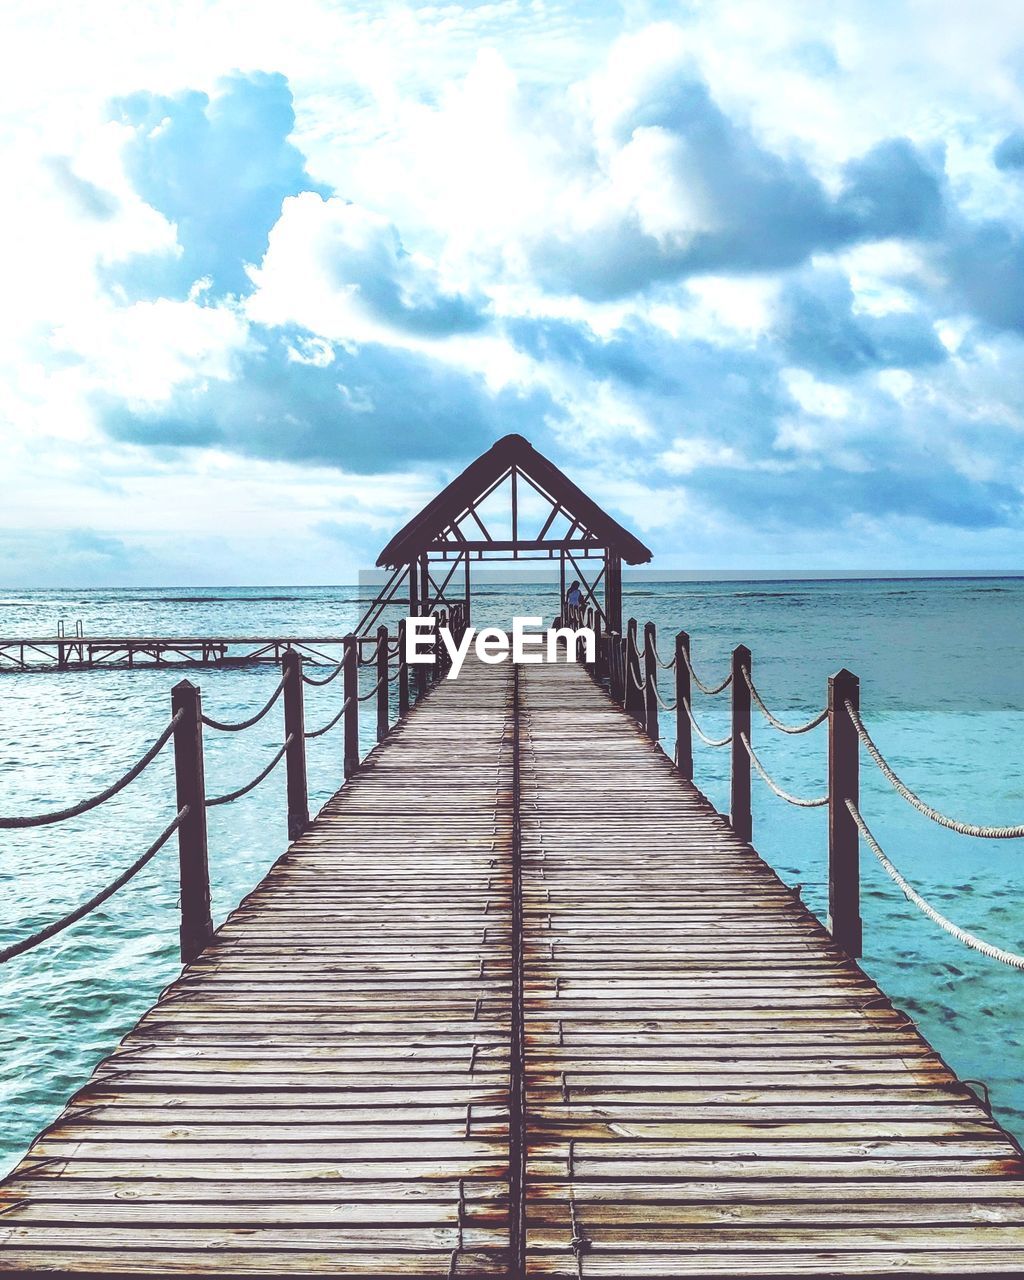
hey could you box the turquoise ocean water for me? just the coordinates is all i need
[1,577,1023,1171]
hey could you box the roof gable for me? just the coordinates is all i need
[376,434,652,567]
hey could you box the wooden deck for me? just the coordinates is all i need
[2,658,1024,1276]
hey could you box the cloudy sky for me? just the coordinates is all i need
[2,0,1024,584]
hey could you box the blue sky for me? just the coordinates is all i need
[2,0,1024,583]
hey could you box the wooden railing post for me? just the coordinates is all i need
[397,618,410,718]
[643,622,658,741]
[593,610,603,679]
[343,634,359,779]
[730,645,752,842]
[675,631,692,780]
[829,668,862,958]
[625,618,642,722]
[376,625,389,742]
[281,650,309,840]
[434,609,447,682]
[171,679,213,964]
[616,634,627,706]
[415,617,429,701]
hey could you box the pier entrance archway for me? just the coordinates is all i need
[356,434,652,636]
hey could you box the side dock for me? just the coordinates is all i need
[0,636,366,672]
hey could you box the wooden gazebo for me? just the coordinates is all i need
[360,434,651,635]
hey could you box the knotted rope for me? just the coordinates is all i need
[741,666,828,735]
[205,735,293,807]
[201,672,289,732]
[740,733,828,808]
[847,800,1024,969]
[847,702,1024,838]
[0,712,182,829]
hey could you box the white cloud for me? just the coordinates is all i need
[247,192,482,343]
[1,2,1024,581]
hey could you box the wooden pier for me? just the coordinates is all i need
[3,657,1023,1277]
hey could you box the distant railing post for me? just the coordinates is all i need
[281,650,309,840]
[730,645,752,842]
[397,619,409,718]
[434,609,447,682]
[415,618,429,701]
[643,622,658,742]
[626,618,642,722]
[593,611,603,679]
[828,668,862,958]
[616,634,627,706]
[376,625,389,742]
[171,679,213,964]
[343,634,359,779]
[675,631,692,780]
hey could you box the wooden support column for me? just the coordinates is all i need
[643,622,658,742]
[397,618,409,718]
[675,631,693,780]
[281,650,309,840]
[419,555,430,615]
[343,635,359,779]
[464,552,471,625]
[171,679,212,964]
[730,645,752,843]
[408,561,419,618]
[829,668,862,958]
[376,625,390,742]
[605,553,622,634]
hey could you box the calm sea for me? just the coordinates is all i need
[1,578,1023,1170]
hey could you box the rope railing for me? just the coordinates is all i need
[740,733,828,809]
[650,638,676,670]
[304,696,353,741]
[593,614,1024,973]
[205,736,293,808]
[2,616,439,969]
[626,657,647,693]
[652,683,677,712]
[682,649,733,696]
[358,674,386,701]
[846,701,1024,838]
[742,666,828,735]
[0,807,188,965]
[847,800,1024,969]
[301,661,344,687]
[201,672,289,733]
[0,711,182,829]
[683,698,732,749]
